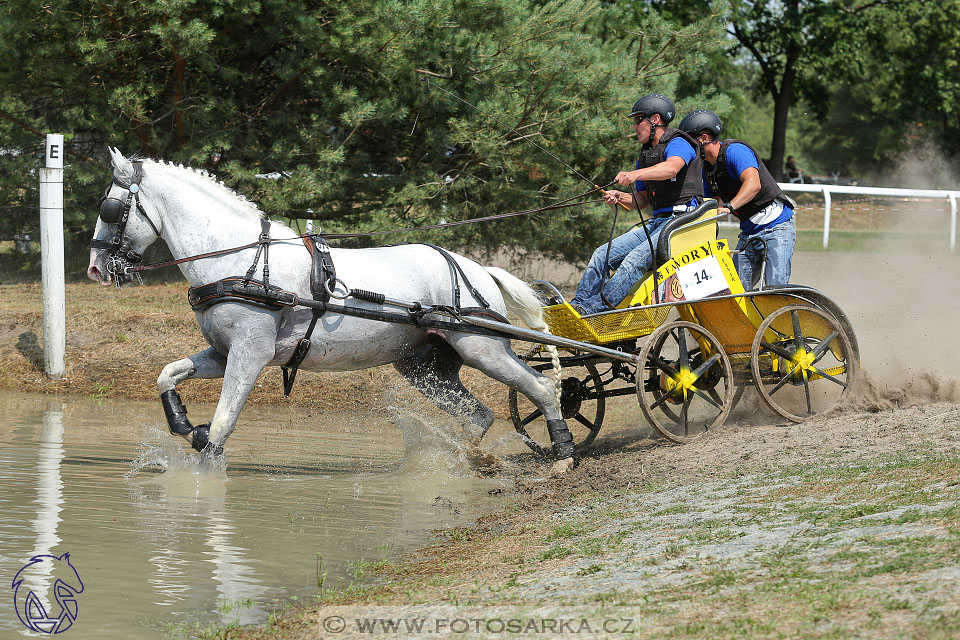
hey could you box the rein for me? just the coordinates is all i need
[123,185,607,275]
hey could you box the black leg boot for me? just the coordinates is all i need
[547,418,577,465]
[161,390,195,436]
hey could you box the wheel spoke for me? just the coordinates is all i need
[680,390,691,436]
[693,388,723,411]
[518,408,542,427]
[574,413,598,431]
[808,364,848,388]
[691,353,722,380]
[678,327,689,368]
[768,361,804,396]
[654,357,680,379]
[649,390,675,411]
[810,331,839,359]
[792,310,805,352]
[802,369,813,415]
[760,340,796,361]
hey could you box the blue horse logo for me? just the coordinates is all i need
[12,552,84,634]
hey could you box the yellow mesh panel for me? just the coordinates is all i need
[542,302,669,344]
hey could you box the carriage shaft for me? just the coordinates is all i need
[458,315,640,364]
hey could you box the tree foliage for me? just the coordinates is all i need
[804,0,960,178]
[0,0,724,264]
[646,0,959,182]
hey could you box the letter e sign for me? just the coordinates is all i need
[45,134,64,169]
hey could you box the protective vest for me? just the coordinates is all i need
[708,139,782,219]
[636,128,704,212]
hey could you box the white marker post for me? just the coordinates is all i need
[40,134,65,379]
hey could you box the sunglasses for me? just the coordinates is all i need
[633,115,647,125]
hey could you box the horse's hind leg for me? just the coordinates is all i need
[394,336,495,440]
[158,347,227,450]
[444,332,575,473]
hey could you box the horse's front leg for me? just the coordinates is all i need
[158,347,227,450]
[197,337,276,456]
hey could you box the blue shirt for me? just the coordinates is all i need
[703,142,794,233]
[635,138,699,216]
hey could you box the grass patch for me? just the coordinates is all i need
[576,564,604,577]
[539,545,573,560]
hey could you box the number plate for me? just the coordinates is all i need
[675,256,727,300]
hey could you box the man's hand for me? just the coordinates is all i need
[614,169,642,186]
[603,190,628,207]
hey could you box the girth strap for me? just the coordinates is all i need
[281,234,335,396]
[187,276,295,311]
[184,225,336,396]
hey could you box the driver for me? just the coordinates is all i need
[679,109,796,289]
[570,94,703,315]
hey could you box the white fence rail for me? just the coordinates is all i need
[778,183,959,252]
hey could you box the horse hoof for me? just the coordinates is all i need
[191,423,212,453]
[550,457,575,476]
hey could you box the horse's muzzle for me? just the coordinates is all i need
[87,249,112,287]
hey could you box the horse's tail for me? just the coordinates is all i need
[485,267,562,405]
[484,267,547,330]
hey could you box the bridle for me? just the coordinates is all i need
[89,161,162,287]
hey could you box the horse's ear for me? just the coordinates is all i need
[107,146,133,176]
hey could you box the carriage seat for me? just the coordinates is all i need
[616,199,720,308]
[654,198,720,265]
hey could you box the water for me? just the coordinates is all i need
[0,391,509,638]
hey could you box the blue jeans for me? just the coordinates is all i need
[571,216,673,314]
[735,217,796,289]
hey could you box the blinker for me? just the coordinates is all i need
[99,196,125,223]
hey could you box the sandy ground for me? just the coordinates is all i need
[224,249,960,639]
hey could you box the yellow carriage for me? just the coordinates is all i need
[509,199,860,455]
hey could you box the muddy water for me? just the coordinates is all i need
[0,391,509,638]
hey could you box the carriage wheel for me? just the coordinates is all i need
[637,321,734,443]
[750,305,856,422]
[649,337,739,425]
[509,363,605,457]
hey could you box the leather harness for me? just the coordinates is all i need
[186,218,336,396]
[183,227,500,397]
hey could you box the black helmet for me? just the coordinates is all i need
[628,94,676,123]
[679,109,722,138]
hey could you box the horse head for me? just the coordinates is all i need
[88,147,164,287]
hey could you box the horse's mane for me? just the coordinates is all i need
[123,156,266,222]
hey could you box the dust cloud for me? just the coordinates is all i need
[862,140,960,191]
[793,249,960,407]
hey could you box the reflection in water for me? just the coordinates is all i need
[129,443,268,625]
[22,401,66,616]
[205,512,270,625]
[0,391,511,639]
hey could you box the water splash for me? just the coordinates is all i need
[125,425,227,481]
[380,381,515,479]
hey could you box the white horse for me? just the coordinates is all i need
[87,149,575,473]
